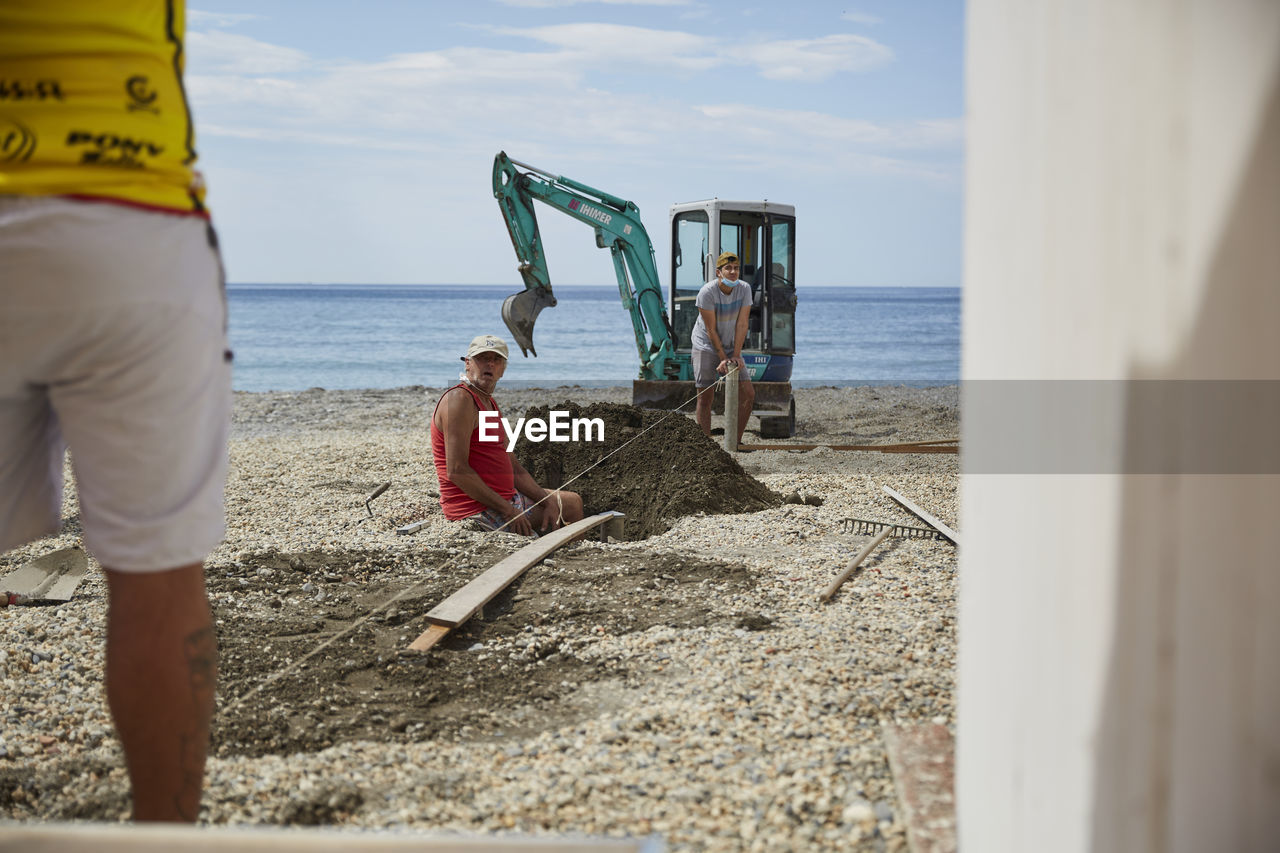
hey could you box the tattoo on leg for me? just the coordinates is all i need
[184,626,217,695]
[175,626,217,821]
[174,732,204,822]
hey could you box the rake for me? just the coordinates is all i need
[840,517,947,541]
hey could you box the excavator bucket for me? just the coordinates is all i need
[501,288,557,357]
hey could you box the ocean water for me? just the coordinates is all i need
[226,284,960,392]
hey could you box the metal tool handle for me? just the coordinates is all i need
[365,482,391,518]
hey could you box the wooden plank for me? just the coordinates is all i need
[406,624,451,653]
[888,437,959,446]
[883,723,957,853]
[739,443,958,454]
[882,486,960,546]
[819,525,894,603]
[423,511,624,629]
[0,823,657,851]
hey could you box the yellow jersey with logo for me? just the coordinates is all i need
[0,0,206,215]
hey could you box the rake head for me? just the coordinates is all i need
[840,517,944,540]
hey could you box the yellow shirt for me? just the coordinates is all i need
[0,0,206,214]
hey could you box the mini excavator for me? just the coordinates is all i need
[492,151,798,438]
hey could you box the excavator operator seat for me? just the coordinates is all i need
[750,266,767,304]
[746,265,766,340]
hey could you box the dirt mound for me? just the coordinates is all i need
[512,402,780,538]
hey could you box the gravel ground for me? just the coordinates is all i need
[0,384,958,851]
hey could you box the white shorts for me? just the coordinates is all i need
[0,196,231,572]
[692,348,723,388]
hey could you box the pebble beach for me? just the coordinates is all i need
[0,384,959,851]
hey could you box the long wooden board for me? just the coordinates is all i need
[882,486,960,546]
[887,438,958,447]
[739,441,957,454]
[406,511,624,652]
[0,823,656,851]
[407,624,451,653]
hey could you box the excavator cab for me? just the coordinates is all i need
[663,200,796,435]
[669,200,795,362]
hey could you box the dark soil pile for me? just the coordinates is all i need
[512,402,780,539]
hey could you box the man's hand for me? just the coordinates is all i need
[539,491,565,533]
[718,355,744,374]
[503,502,535,536]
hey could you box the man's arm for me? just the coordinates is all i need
[510,457,549,505]
[437,388,534,535]
[698,307,730,366]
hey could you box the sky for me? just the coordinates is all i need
[185,0,964,287]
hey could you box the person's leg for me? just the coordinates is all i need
[0,386,64,555]
[103,563,215,822]
[695,384,715,436]
[528,490,585,538]
[0,199,69,554]
[559,490,584,524]
[523,489,581,530]
[736,374,756,445]
[27,201,231,822]
[691,349,718,437]
[531,489,583,528]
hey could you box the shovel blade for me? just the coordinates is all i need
[501,288,557,358]
[1,546,89,603]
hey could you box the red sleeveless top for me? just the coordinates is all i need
[431,383,516,520]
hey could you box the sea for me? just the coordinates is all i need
[226,284,960,393]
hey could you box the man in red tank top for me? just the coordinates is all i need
[431,335,583,536]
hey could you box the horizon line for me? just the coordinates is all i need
[225,281,963,289]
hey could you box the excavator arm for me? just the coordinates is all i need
[491,151,678,379]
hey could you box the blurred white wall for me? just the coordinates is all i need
[961,1,1280,850]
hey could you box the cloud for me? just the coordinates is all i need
[840,11,883,25]
[745,34,893,81]
[490,23,717,71]
[186,30,311,75]
[187,10,262,29]
[184,20,951,186]
[690,103,962,180]
[496,0,691,6]
[490,23,892,81]
[698,104,962,150]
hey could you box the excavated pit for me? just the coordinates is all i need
[203,546,761,761]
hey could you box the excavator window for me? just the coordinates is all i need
[670,210,709,350]
[766,217,796,352]
[720,223,741,261]
[670,207,794,356]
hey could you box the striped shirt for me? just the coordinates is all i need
[691,278,751,356]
